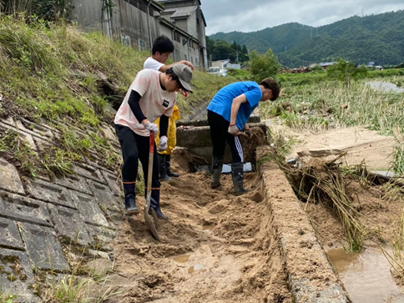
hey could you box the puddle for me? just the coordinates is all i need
[173,255,190,263]
[367,81,404,93]
[188,264,204,274]
[327,247,404,303]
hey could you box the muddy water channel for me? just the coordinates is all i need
[327,247,404,303]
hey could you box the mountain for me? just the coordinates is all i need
[208,11,404,67]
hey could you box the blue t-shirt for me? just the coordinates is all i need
[207,81,262,130]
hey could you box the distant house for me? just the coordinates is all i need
[156,0,208,70]
[318,62,335,69]
[211,59,240,70]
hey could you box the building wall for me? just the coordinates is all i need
[69,0,104,32]
[112,0,159,51]
[69,0,206,69]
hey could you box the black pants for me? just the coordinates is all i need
[114,124,160,198]
[207,110,243,163]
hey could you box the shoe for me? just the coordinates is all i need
[167,171,180,177]
[150,197,168,220]
[232,162,249,196]
[124,194,139,215]
[158,154,171,181]
[166,155,180,177]
[160,173,172,182]
[211,156,223,188]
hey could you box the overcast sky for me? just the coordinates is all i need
[201,0,404,36]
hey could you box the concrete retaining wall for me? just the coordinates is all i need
[176,122,268,164]
[0,118,122,302]
[257,146,350,303]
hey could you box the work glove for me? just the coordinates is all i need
[144,121,158,136]
[158,136,168,151]
[228,124,240,136]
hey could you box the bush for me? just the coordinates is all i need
[250,49,280,83]
[326,58,368,85]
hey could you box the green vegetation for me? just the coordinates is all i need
[206,37,249,62]
[209,10,404,67]
[0,293,16,303]
[0,14,231,179]
[326,58,368,85]
[261,74,404,138]
[250,49,280,82]
[257,67,404,251]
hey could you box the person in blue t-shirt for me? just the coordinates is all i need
[207,78,280,195]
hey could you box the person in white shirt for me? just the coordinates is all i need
[114,64,193,218]
[144,36,193,181]
[143,35,193,73]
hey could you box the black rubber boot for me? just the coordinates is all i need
[232,162,249,196]
[158,154,171,181]
[211,156,223,188]
[123,182,139,215]
[166,155,180,177]
[150,189,168,220]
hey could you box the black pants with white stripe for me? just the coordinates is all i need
[207,110,243,163]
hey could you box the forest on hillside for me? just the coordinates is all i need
[208,10,404,67]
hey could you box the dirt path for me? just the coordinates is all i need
[105,166,292,303]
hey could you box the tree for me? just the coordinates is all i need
[326,58,368,86]
[241,44,249,62]
[212,40,236,61]
[250,49,280,83]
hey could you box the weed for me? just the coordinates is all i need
[0,293,17,303]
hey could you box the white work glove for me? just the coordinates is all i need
[144,121,158,136]
[158,136,168,151]
[228,125,240,136]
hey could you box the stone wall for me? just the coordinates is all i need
[0,118,123,302]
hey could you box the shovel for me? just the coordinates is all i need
[144,132,160,241]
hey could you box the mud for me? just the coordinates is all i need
[104,158,293,303]
[99,123,404,303]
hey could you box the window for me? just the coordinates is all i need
[189,40,193,49]
[174,31,180,42]
[184,54,187,60]
[191,57,193,64]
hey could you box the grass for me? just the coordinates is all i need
[40,273,118,303]
[0,14,232,179]
[34,246,120,303]
[258,71,404,251]
[260,74,404,174]
[0,293,16,303]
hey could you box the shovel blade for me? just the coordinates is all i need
[144,207,160,241]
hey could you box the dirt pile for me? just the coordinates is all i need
[103,155,292,303]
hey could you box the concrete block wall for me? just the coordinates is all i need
[0,118,123,302]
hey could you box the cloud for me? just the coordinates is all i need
[202,0,404,35]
